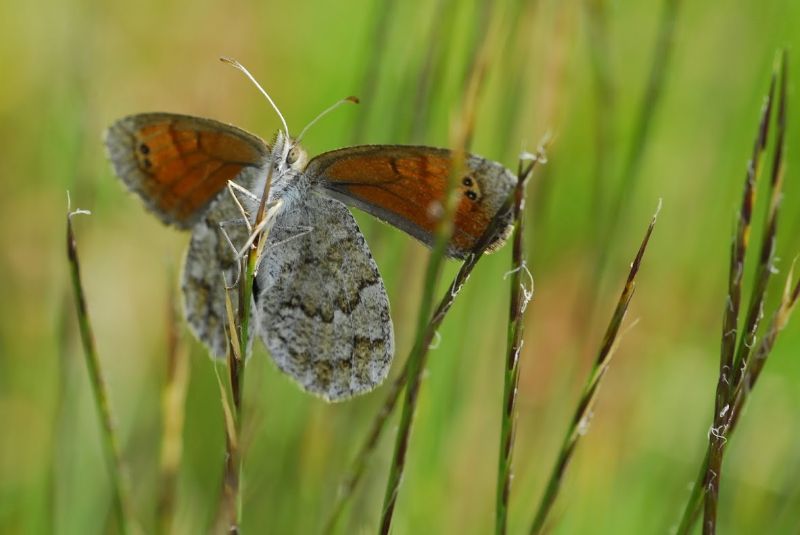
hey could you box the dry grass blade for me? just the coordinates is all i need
[529,202,660,535]
[215,279,242,533]
[158,278,190,534]
[66,202,132,535]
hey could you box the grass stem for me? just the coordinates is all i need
[494,144,548,535]
[377,12,498,532]
[529,202,659,535]
[66,204,132,535]
[158,277,189,534]
[676,49,792,535]
[221,146,279,533]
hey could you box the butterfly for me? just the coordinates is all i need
[103,68,517,402]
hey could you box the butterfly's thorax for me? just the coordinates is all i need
[263,165,309,214]
[260,134,311,216]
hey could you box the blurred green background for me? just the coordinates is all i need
[3,0,800,533]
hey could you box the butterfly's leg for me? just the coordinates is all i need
[218,219,249,256]
[220,176,284,260]
[227,180,261,202]
[215,209,283,293]
[226,181,256,234]
[263,225,314,251]
[216,200,282,277]
[244,199,284,262]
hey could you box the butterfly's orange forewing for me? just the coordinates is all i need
[306,146,517,258]
[104,113,268,228]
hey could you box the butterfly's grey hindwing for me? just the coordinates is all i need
[255,193,394,402]
[181,166,264,357]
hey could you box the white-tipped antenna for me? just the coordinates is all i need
[295,96,359,143]
[220,57,290,138]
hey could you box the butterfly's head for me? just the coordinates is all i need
[273,94,359,175]
[271,131,309,172]
[270,95,360,177]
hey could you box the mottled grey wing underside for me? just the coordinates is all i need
[255,194,394,402]
[181,167,262,358]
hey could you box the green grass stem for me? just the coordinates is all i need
[529,202,659,535]
[66,204,132,535]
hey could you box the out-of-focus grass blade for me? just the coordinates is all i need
[157,276,190,534]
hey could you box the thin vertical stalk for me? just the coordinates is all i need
[602,0,681,256]
[350,0,398,144]
[66,206,132,535]
[407,0,452,143]
[581,0,680,335]
[676,50,790,535]
[378,13,498,530]
[158,277,189,534]
[584,0,614,238]
[529,203,659,535]
[222,142,279,534]
[701,61,778,535]
[378,131,464,535]
[323,362,408,534]
[568,0,616,356]
[495,149,544,535]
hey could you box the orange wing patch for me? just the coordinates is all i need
[308,146,516,258]
[105,113,268,229]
